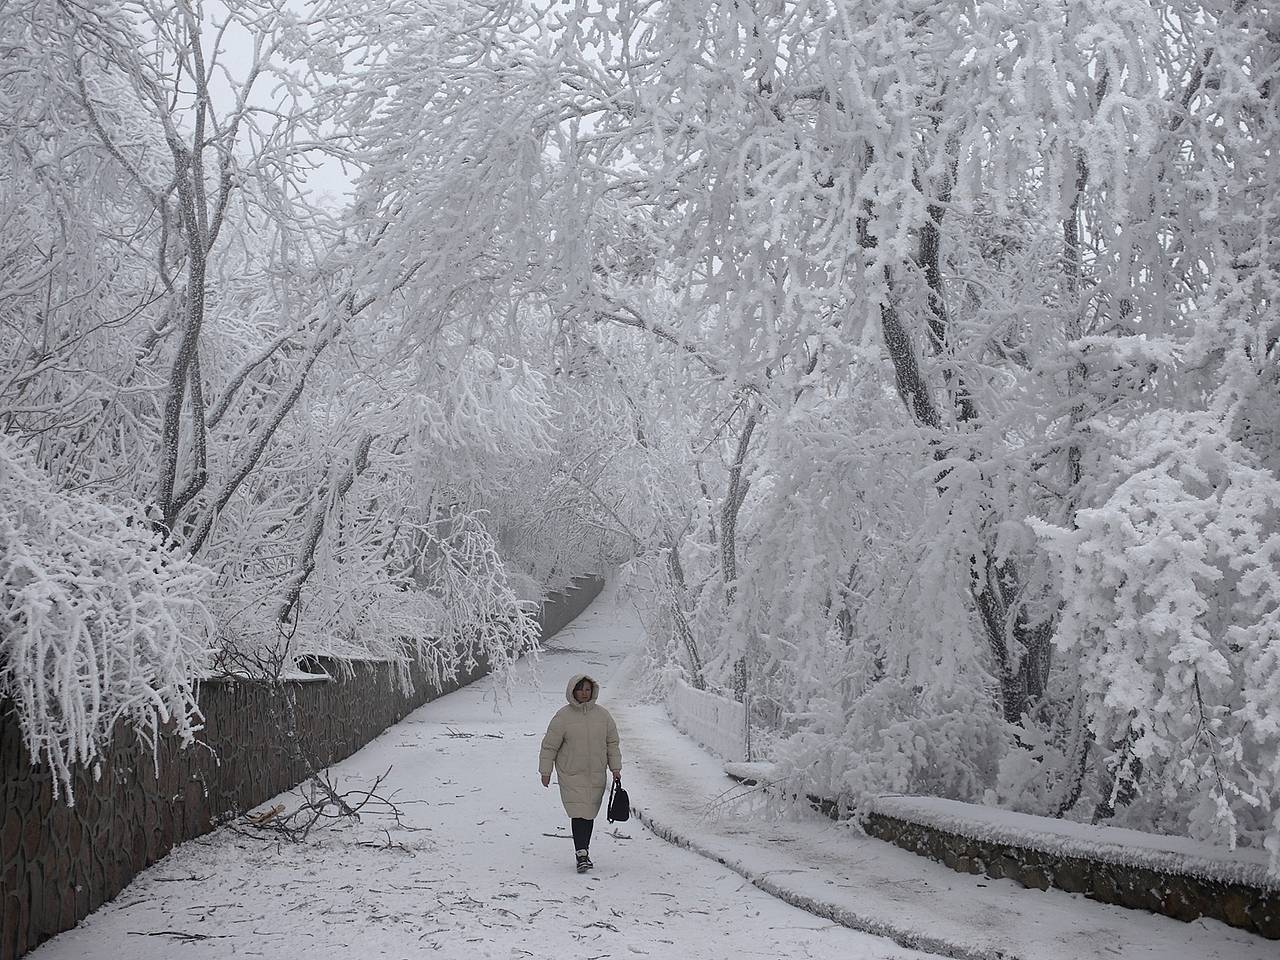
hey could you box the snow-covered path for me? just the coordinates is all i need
[27,584,932,960]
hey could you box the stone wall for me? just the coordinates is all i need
[861,809,1279,940]
[0,575,604,960]
[538,576,605,637]
[723,768,1279,941]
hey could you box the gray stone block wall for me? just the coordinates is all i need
[723,766,1279,940]
[0,574,604,959]
[862,810,1280,940]
[539,576,605,637]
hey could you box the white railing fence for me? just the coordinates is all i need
[668,677,748,761]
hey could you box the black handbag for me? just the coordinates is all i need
[607,777,630,823]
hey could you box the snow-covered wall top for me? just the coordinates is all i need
[669,679,747,762]
[871,795,1280,892]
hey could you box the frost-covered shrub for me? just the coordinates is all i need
[992,670,1095,817]
[0,437,212,800]
[779,674,1006,808]
[1033,412,1280,862]
[704,381,1016,803]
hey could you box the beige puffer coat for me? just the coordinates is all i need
[538,673,622,819]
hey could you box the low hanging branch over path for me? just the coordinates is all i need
[577,344,710,689]
[583,297,819,695]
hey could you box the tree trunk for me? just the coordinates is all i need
[720,403,759,706]
[663,535,706,689]
[864,160,1049,724]
[720,402,760,605]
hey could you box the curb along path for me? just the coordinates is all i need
[630,800,989,960]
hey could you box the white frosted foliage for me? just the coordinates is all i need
[1033,412,1280,864]
[0,437,213,801]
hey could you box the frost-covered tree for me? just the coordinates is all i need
[0,437,212,799]
[0,0,604,792]
[347,0,1280,861]
[5,0,1277,863]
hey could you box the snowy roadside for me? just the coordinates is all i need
[25,583,934,960]
[27,581,1271,960]
[604,627,1275,960]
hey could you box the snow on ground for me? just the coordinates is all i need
[600,595,1278,960]
[623,701,1278,960]
[27,584,932,960]
[27,581,1276,960]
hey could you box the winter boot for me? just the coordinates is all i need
[575,850,591,874]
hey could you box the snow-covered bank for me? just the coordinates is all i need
[718,764,1277,937]
[630,731,1278,960]
[603,594,1279,960]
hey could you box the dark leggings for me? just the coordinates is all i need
[571,817,594,851]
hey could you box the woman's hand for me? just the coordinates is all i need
[612,769,622,782]
[541,773,551,787]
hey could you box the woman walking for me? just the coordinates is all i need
[539,673,622,873]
